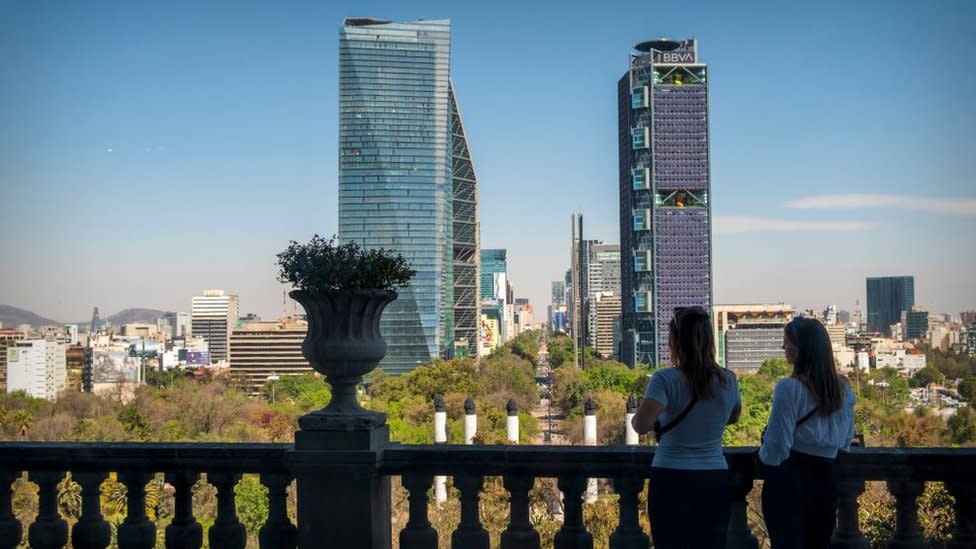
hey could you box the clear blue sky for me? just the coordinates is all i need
[1,0,974,322]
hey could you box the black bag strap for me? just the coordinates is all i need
[654,395,698,441]
[795,407,817,428]
[761,406,818,444]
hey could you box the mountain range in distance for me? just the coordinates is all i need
[0,305,173,329]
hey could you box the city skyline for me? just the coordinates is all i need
[2,1,975,323]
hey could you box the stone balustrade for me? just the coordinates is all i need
[0,442,973,548]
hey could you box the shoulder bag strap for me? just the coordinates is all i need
[657,395,699,437]
[795,407,817,427]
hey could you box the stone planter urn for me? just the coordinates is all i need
[289,288,397,431]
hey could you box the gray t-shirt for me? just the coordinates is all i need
[644,366,741,470]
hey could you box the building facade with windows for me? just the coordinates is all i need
[190,290,239,363]
[713,304,793,371]
[229,319,308,395]
[902,309,929,341]
[866,276,914,336]
[339,18,479,375]
[618,39,712,367]
[6,339,67,400]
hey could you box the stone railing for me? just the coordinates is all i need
[0,442,294,549]
[1,441,974,548]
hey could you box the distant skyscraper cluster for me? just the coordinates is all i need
[618,39,712,367]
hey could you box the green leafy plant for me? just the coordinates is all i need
[276,234,415,293]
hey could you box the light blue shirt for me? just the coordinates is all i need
[644,367,741,470]
[759,377,856,466]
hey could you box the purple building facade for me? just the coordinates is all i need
[618,39,712,367]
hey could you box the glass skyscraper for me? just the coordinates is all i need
[866,276,915,336]
[618,39,712,367]
[480,249,507,301]
[339,18,479,375]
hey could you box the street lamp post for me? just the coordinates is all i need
[267,373,280,405]
[877,380,890,406]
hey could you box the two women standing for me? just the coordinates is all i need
[631,310,856,549]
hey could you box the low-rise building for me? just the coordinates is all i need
[6,338,67,400]
[875,350,926,376]
[0,329,26,392]
[229,318,308,394]
[713,304,793,371]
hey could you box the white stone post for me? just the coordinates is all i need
[464,397,477,444]
[434,394,447,504]
[584,397,598,503]
[625,395,639,445]
[506,399,519,444]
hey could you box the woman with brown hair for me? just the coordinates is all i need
[632,307,741,548]
[759,316,856,548]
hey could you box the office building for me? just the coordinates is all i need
[618,39,712,367]
[593,293,622,359]
[588,244,621,298]
[229,318,308,394]
[866,276,914,336]
[159,312,191,339]
[190,290,239,363]
[901,309,929,341]
[961,311,976,327]
[824,323,848,350]
[339,18,479,375]
[6,339,67,400]
[550,280,567,331]
[585,244,621,349]
[481,250,507,301]
[0,329,25,392]
[967,326,976,358]
[551,280,566,308]
[837,310,851,324]
[714,305,793,371]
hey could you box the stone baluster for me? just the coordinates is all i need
[207,472,246,549]
[500,474,540,549]
[434,394,448,504]
[27,471,68,549]
[583,398,598,503]
[609,475,649,549]
[554,475,593,549]
[399,473,438,549]
[886,478,926,549]
[72,472,111,549]
[946,480,975,549]
[164,471,203,549]
[507,399,520,444]
[464,398,477,445]
[624,396,639,446]
[725,466,758,549]
[451,473,489,549]
[0,471,22,549]
[117,471,155,549]
[829,478,869,549]
[259,473,297,549]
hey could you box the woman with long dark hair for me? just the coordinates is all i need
[632,307,741,548]
[759,317,856,548]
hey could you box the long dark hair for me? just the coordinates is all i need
[669,307,726,399]
[786,317,843,415]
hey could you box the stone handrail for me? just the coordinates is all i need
[1,442,974,548]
